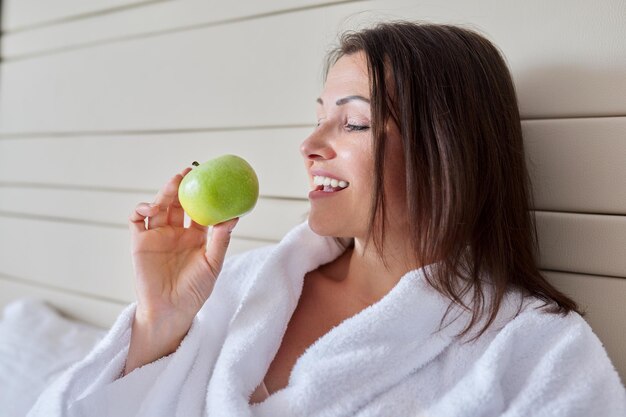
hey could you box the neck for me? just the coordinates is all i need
[320,227,422,305]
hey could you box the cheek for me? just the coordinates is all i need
[339,142,375,188]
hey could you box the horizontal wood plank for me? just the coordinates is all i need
[0,186,309,241]
[3,188,626,278]
[2,0,164,32]
[0,129,310,199]
[0,216,274,303]
[2,0,351,56]
[1,0,625,134]
[0,274,127,329]
[524,117,626,214]
[536,211,626,278]
[1,208,624,299]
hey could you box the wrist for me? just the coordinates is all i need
[123,310,192,376]
[135,304,193,328]
[133,307,192,341]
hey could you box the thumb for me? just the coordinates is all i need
[205,217,239,278]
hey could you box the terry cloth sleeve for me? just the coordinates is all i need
[26,245,276,417]
[25,302,160,417]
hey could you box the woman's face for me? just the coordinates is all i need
[300,51,407,240]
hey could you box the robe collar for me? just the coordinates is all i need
[205,221,472,417]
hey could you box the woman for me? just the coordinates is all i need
[29,21,625,417]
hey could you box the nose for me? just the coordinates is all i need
[300,126,336,161]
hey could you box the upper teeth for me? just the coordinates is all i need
[313,175,349,188]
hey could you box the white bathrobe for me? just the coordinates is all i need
[28,221,626,417]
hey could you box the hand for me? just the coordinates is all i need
[128,167,239,328]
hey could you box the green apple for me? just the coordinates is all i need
[178,154,259,226]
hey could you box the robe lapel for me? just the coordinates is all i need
[204,221,344,416]
[205,221,469,417]
[252,266,469,417]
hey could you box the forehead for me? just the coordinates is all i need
[323,51,370,96]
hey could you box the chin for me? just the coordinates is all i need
[307,216,333,237]
[307,214,354,239]
[307,217,355,250]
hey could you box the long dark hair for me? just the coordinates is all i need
[323,21,580,340]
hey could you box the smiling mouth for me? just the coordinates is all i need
[312,175,350,192]
[315,184,348,193]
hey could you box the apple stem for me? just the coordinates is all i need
[192,161,199,167]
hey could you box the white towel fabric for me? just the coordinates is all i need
[28,220,626,417]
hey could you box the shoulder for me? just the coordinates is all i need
[485,295,614,378]
[493,296,611,361]
[477,295,626,415]
[428,298,626,416]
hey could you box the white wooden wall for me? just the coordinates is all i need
[0,0,625,381]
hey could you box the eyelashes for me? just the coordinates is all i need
[345,123,370,132]
[315,119,370,132]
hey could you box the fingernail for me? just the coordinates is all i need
[149,203,158,208]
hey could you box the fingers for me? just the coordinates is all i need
[168,167,193,228]
[129,202,159,235]
[204,217,239,278]
[148,170,187,229]
[130,166,199,234]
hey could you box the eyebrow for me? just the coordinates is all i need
[316,95,370,106]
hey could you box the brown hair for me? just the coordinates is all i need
[323,21,581,340]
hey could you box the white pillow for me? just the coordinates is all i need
[0,298,106,417]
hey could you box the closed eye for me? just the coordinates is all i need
[346,123,370,132]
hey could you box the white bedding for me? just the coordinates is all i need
[0,298,105,417]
